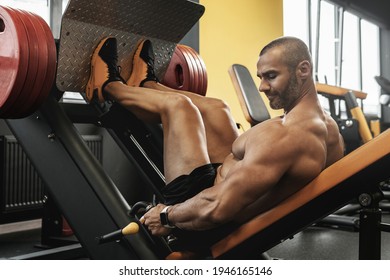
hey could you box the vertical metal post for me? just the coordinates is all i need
[358,192,382,260]
[49,0,63,39]
[359,208,382,259]
[314,0,321,81]
[335,7,344,86]
[357,18,363,91]
[307,0,312,55]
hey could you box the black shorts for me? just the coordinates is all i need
[162,163,222,205]
[161,163,238,253]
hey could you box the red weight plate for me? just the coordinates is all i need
[0,8,19,107]
[11,9,45,118]
[182,45,204,95]
[182,45,207,95]
[179,45,201,94]
[1,7,39,118]
[15,9,49,118]
[162,45,191,91]
[196,49,208,95]
[28,13,56,113]
[177,45,199,93]
[174,45,194,91]
[185,46,208,95]
[0,6,29,117]
[161,49,178,88]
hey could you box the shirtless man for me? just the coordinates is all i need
[86,36,344,250]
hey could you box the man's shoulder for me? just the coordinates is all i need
[243,119,302,150]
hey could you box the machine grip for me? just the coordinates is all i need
[97,222,140,244]
[345,91,373,143]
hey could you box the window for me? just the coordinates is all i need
[283,0,381,116]
[2,0,50,23]
[3,0,69,36]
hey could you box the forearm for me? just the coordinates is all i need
[168,190,228,231]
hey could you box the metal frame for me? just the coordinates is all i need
[6,96,165,259]
[312,0,372,92]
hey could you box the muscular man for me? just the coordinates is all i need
[86,36,344,251]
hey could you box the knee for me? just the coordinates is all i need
[201,97,232,115]
[164,94,199,116]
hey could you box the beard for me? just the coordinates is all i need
[269,74,300,110]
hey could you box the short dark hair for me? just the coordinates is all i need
[260,36,313,72]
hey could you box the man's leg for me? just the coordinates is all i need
[144,82,239,163]
[106,82,212,183]
[86,37,210,183]
[127,40,239,163]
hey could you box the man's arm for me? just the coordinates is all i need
[169,129,297,230]
[143,125,298,234]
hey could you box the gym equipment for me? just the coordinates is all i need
[315,83,372,153]
[344,91,373,143]
[375,75,390,130]
[0,6,57,119]
[162,44,208,95]
[97,201,153,244]
[56,0,204,94]
[97,222,140,244]
[228,64,271,126]
[375,76,390,106]
[1,0,204,259]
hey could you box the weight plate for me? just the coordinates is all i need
[0,7,18,107]
[176,45,197,93]
[181,45,205,95]
[29,13,56,113]
[163,45,192,91]
[184,46,207,96]
[15,9,49,117]
[11,9,44,118]
[179,45,201,94]
[0,6,29,117]
[188,45,207,95]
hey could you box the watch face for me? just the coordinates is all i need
[160,212,169,225]
[160,207,175,228]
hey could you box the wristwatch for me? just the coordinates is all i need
[160,206,175,228]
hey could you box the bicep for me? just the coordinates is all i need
[208,143,294,221]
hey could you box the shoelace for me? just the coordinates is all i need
[146,60,157,80]
[107,57,121,81]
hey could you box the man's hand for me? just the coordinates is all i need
[140,204,173,236]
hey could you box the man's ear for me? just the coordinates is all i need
[296,60,311,79]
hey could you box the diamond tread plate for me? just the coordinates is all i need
[56,0,204,92]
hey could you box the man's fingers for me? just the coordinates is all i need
[139,216,145,224]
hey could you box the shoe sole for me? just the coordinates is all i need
[86,37,113,103]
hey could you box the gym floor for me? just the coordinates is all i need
[268,213,390,260]
[1,212,389,260]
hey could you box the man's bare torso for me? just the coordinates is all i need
[214,105,344,222]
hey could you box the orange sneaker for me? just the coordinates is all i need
[127,39,159,87]
[85,37,125,103]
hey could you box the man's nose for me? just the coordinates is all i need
[259,80,270,92]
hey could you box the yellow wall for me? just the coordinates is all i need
[199,0,283,130]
